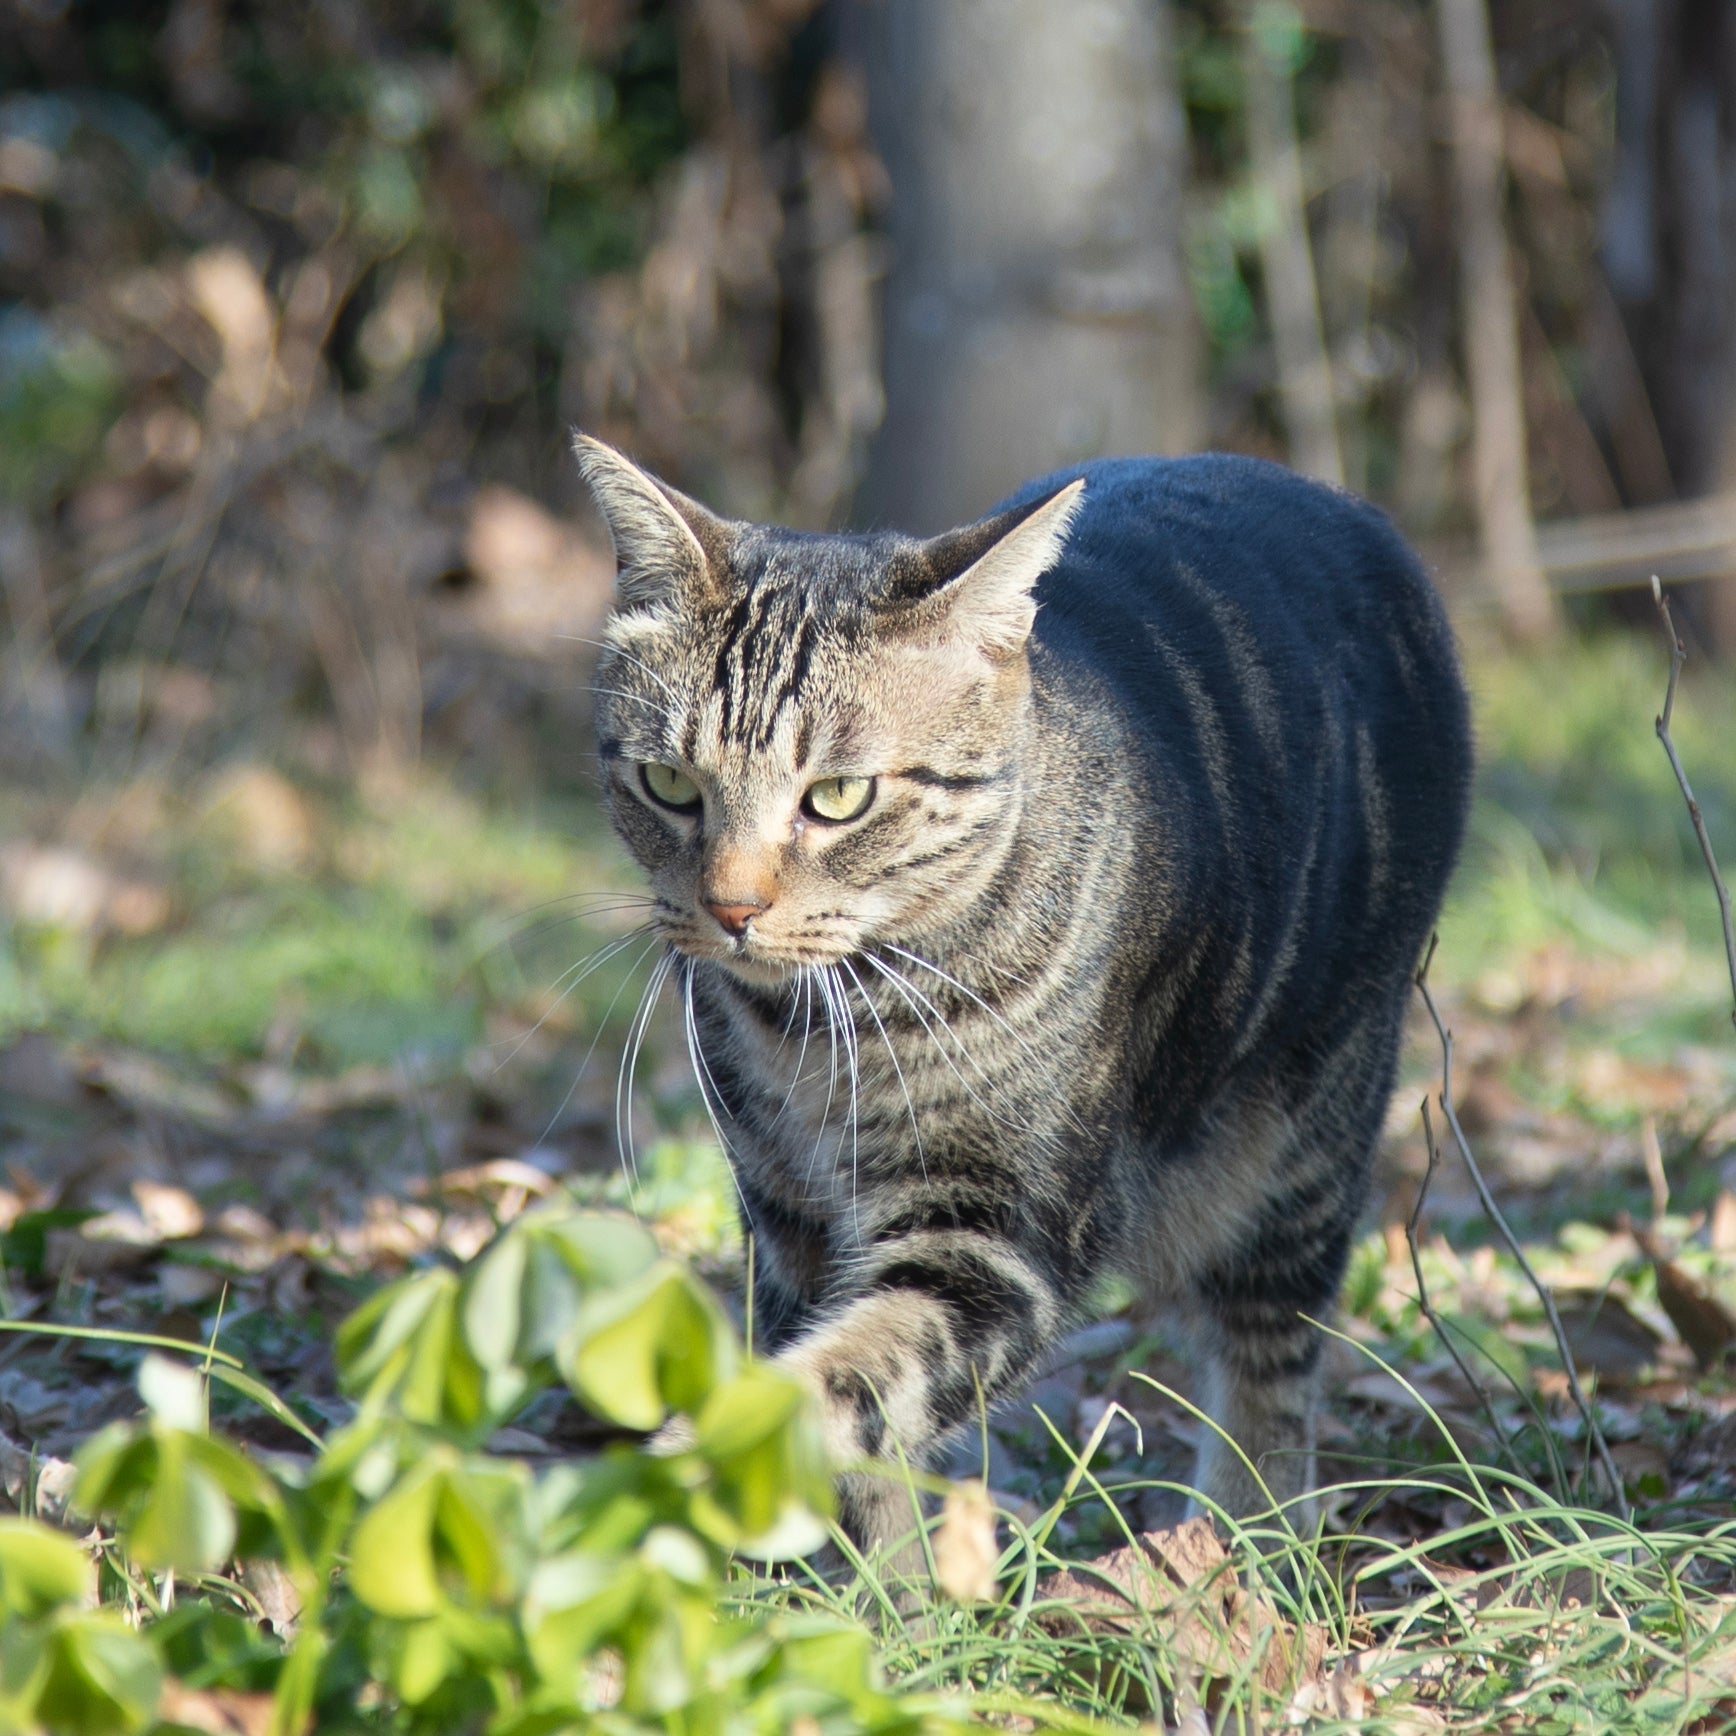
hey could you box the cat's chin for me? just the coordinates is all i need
[711,950,820,988]
[680,943,854,988]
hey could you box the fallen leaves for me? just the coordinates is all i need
[1625,1215,1736,1372]
[1038,1518,1327,1700]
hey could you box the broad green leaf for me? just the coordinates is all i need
[462,1229,528,1372]
[461,1208,661,1379]
[28,1612,161,1736]
[513,1229,591,1363]
[399,1283,487,1430]
[337,1267,491,1435]
[349,1461,443,1619]
[71,1424,152,1519]
[560,1262,736,1431]
[621,1586,702,1716]
[138,1353,205,1433]
[124,1431,236,1573]
[0,1521,90,1618]
[523,1552,644,1687]
[389,1617,453,1707]
[432,1474,507,1603]
[692,1367,831,1555]
[539,1210,660,1293]
[639,1524,708,1587]
[336,1267,458,1394]
[148,1601,282,1693]
[350,1455,525,1619]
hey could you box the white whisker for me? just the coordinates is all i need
[885,941,1090,1139]
[843,956,927,1186]
[820,964,863,1241]
[615,949,676,1194]
[680,962,753,1227]
[494,925,653,1072]
[559,634,686,708]
[534,934,662,1150]
[769,965,816,1128]
[801,965,843,1200]
[862,950,1018,1130]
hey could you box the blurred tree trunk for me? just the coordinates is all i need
[1600,0,1736,650]
[1437,0,1557,640]
[1243,3,1342,486]
[854,0,1202,532]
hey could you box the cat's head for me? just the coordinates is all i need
[575,436,1082,980]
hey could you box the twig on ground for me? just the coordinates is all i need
[1408,1097,1512,1458]
[1651,575,1736,1033]
[1640,1116,1669,1222]
[1413,936,1630,1523]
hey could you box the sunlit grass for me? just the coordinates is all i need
[1439,630,1736,1002]
[0,771,647,1067]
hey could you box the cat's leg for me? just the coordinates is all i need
[736,1177,830,1354]
[1187,1210,1352,1529]
[774,1226,1069,1563]
[1185,1006,1401,1531]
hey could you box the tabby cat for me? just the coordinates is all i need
[576,435,1472,1555]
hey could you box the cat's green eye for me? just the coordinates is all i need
[803,775,876,824]
[641,761,701,812]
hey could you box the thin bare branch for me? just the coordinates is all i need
[1413,940,1630,1522]
[1651,575,1736,1034]
[1408,1096,1512,1459]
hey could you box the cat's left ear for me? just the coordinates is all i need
[895,479,1085,661]
[572,433,730,612]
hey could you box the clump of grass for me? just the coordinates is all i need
[738,1334,1736,1733]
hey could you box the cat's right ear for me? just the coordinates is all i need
[890,478,1085,661]
[572,434,728,611]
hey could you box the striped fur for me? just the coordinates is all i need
[577,436,1473,1555]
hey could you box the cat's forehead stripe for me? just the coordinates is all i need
[710,575,829,761]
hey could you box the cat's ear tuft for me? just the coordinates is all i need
[900,479,1085,660]
[572,434,727,611]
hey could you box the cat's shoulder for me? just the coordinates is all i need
[994,451,1400,553]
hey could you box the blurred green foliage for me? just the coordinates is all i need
[1,0,690,502]
[0,1202,975,1733]
[0,312,122,507]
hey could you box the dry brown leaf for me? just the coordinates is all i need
[238,1558,301,1640]
[428,1158,557,1202]
[1628,1218,1736,1371]
[0,1431,77,1523]
[1555,1290,1663,1383]
[202,766,314,871]
[132,1179,204,1241]
[1037,1517,1327,1697]
[932,1482,998,1603]
[460,486,613,651]
[1287,1657,1375,1722]
[1610,1437,1671,1492]
[1341,1368,1459,1412]
[0,844,167,937]
[158,1680,274,1736]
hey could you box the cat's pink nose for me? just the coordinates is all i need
[703,898,767,937]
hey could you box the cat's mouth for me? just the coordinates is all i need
[660,919,856,983]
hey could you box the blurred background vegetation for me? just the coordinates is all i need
[0,0,1733,1202]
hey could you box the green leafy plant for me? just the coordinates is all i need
[0,1204,973,1734]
